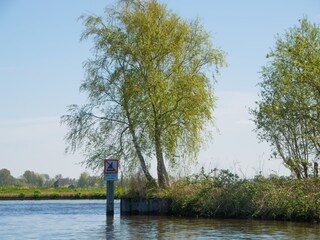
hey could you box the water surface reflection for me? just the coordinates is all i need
[105,214,320,239]
[0,200,319,239]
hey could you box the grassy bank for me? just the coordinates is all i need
[125,170,320,222]
[0,186,122,200]
[165,171,320,222]
[3,171,320,222]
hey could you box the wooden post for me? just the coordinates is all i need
[106,180,115,215]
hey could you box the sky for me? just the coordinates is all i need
[1,0,319,179]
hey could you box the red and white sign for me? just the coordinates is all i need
[104,159,119,181]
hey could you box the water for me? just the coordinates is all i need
[0,200,319,239]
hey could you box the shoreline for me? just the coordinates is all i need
[0,195,108,201]
[0,186,112,201]
[1,196,318,224]
[2,175,320,224]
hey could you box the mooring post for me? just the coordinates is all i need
[106,180,115,215]
[104,159,119,216]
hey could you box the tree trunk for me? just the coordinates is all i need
[314,162,318,178]
[125,106,155,184]
[294,166,302,179]
[302,162,309,178]
[129,126,155,184]
[154,123,169,188]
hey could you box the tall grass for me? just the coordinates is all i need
[122,169,320,222]
[163,170,320,221]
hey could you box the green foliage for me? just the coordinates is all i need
[33,189,41,199]
[62,0,225,187]
[22,170,45,187]
[0,186,109,200]
[168,169,254,218]
[76,172,104,188]
[0,169,14,186]
[163,170,320,222]
[120,173,158,198]
[252,178,320,221]
[251,17,320,178]
[77,172,89,188]
[49,193,60,199]
[214,169,239,187]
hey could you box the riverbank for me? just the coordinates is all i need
[2,171,320,223]
[164,171,320,222]
[124,170,320,222]
[0,186,121,200]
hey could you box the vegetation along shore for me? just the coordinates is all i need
[125,170,320,223]
[2,169,320,223]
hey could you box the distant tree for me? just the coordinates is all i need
[22,170,45,187]
[87,176,97,188]
[40,174,55,188]
[62,0,225,188]
[41,174,50,181]
[68,178,77,186]
[251,18,320,179]
[97,176,105,188]
[0,168,14,186]
[77,172,89,188]
[45,178,55,188]
[55,174,62,180]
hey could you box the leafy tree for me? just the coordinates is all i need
[55,174,62,180]
[22,170,45,187]
[251,18,320,178]
[77,172,89,188]
[62,0,225,187]
[40,174,54,188]
[41,174,50,181]
[87,175,104,188]
[0,168,14,186]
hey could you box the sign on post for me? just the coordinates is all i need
[104,159,119,181]
[104,159,119,216]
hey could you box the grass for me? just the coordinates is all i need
[165,171,320,222]
[0,186,122,200]
[121,169,320,222]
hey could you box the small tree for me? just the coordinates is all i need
[0,169,14,186]
[251,18,320,178]
[77,172,89,188]
[62,0,225,187]
[22,170,45,187]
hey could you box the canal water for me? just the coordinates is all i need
[0,200,319,239]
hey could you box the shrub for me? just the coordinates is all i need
[167,170,320,222]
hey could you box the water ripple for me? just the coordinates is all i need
[0,200,319,239]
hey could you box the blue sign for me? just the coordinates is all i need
[104,174,118,181]
[104,159,119,181]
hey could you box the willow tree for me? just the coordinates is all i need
[251,18,320,178]
[62,0,225,188]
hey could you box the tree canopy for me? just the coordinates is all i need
[22,170,45,187]
[0,169,14,186]
[251,18,320,178]
[62,0,225,187]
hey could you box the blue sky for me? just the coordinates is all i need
[1,0,319,178]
